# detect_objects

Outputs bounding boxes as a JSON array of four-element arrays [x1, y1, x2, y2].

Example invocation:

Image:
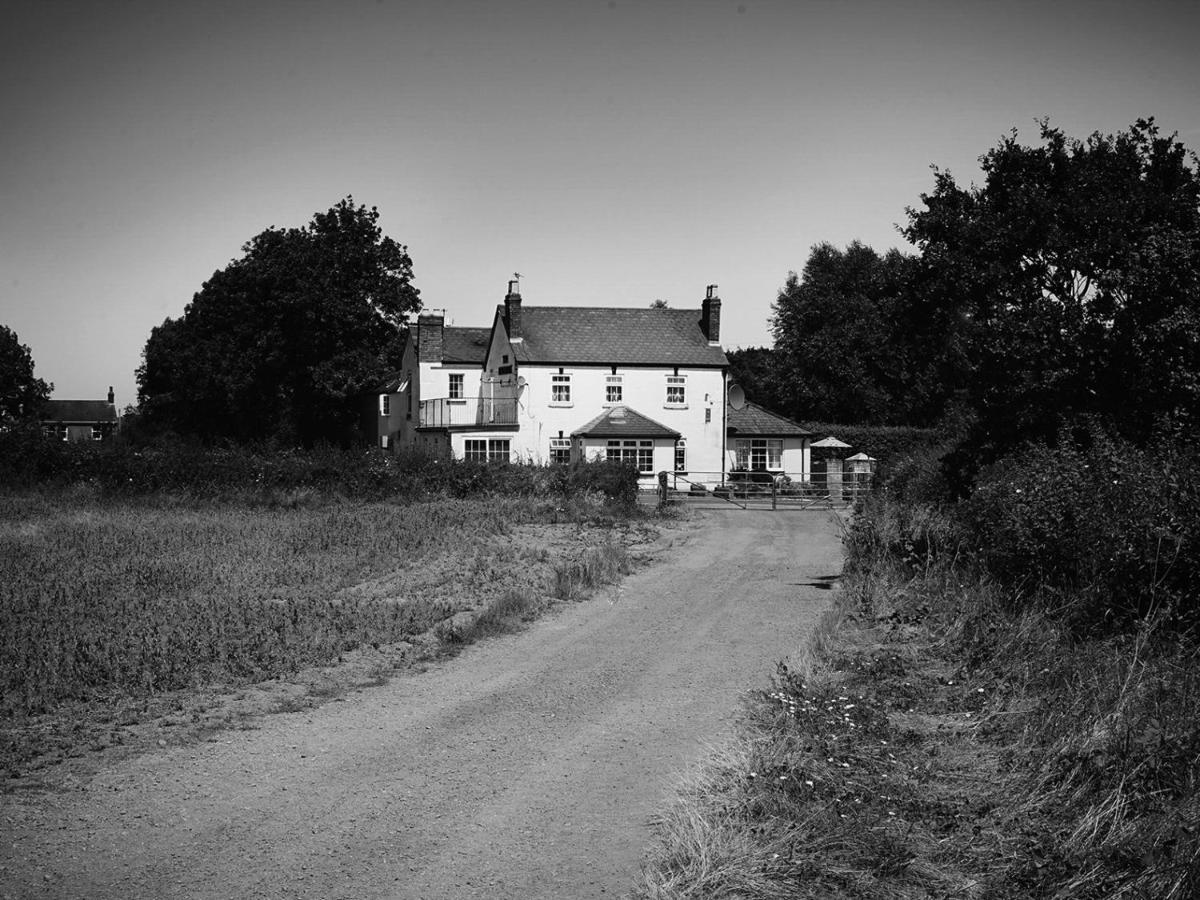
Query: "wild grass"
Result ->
[[0, 490, 629, 719], [636, 491, 1200, 899]]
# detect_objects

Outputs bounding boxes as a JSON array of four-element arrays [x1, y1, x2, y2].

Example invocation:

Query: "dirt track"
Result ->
[[1, 509, 844, 900]]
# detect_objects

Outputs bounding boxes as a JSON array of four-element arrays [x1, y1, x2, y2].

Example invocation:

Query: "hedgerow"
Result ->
[[0, 428, 640, 505]]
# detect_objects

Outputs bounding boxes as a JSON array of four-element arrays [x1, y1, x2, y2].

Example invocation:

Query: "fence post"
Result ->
[[658, 470, 669, 507], [771, 475, 778, 510]]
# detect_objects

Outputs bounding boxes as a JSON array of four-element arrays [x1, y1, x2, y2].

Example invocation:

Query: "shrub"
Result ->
[[800, 422, 944, 464], [965, 429, 1200, 633], [0, 432, 640, 505]]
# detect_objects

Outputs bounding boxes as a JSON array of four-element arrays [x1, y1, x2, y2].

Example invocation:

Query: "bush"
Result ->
[[0, 431, 641, 505], [965, 429, 1200, 632], [800, 422, 944, 464]]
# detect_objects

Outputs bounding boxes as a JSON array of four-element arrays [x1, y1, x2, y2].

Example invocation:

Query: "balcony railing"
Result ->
[[419, 397, 519, 429]]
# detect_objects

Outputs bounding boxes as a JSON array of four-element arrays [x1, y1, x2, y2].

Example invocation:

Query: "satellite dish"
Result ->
[[728, 383, 746, 410]]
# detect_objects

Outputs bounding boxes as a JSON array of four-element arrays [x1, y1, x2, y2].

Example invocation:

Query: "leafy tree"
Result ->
[[0, 325, 51, 425], [649, 299, 669, 309], [905, 118, 1200, 474], [769, 242, 934, 425], [137, 198, 420, 445], [726, 346, 785, 413]]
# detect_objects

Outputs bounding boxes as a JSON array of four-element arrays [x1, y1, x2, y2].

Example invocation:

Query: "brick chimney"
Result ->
[[417, 312, 445, 362], [107, 386, 115, 405], [701, 284, 721, 345], [504, 279, 522, 341]]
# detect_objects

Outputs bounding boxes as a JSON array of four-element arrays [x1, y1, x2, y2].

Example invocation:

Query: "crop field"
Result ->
[[1, 489, 638, 774]]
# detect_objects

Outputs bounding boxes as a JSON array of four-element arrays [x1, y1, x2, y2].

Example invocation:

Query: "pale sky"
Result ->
[[2, 0, 1198, 409]]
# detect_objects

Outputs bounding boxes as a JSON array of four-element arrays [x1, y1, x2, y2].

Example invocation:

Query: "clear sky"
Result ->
[[2, 0, 1198, 409]]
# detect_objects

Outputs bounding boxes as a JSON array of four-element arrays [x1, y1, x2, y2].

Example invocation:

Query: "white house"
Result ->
[[725, 402, 812, 479], [368, 318, 491, 452], [384, 280, 731, 485]]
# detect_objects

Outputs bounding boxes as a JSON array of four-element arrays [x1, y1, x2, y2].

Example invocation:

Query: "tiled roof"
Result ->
[[42, 400, 118, 424], [510, 307, 727, 367], [726, 402, 811, 437], [811, 436, 851, 448], [442, 327, 490, 364], [571, 406, 681, 439]]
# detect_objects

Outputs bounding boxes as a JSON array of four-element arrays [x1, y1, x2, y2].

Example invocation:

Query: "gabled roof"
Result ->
[[571, 406, 681, 439], [507, 307, 727, 367], [726, 402, 811, 437], [812, 436, 851, 448], [374, 372, 408, 393], [442, 327, 491, 365], [42, 400, 118, 424]]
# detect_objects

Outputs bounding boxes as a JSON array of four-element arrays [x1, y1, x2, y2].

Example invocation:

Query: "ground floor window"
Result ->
[[549, 438, 571, 465], [674, 438, 686, 472], [465, 438, 511, 462], [607, 439, 654, 473], [735, 438, 783, 471]]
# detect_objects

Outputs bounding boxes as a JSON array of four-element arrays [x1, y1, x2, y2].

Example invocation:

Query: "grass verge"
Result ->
[[634, 494, 1199, 899]]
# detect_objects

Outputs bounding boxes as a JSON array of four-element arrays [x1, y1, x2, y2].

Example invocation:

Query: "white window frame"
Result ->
[[735, 438, 784, 471], [549, 438, 571, 465], [465, 438, 510, 462], [448, 373, 464, 400], [379, 394, 390, 416], [91, 425, 104, 441], [550, 372, 572, 406], [674, 438, 686, 473], [606, 439, 654, 474], [665, 375, 687, 408], [604, 374, 623, 405]]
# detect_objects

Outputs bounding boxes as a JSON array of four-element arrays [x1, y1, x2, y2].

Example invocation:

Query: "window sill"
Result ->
[[447, 399, 466, 405], [664, 403, 688, 410], [549, 401, 574, 408]]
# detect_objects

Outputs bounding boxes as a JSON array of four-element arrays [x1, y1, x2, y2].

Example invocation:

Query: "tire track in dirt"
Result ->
[[1, 509, 844, 900]]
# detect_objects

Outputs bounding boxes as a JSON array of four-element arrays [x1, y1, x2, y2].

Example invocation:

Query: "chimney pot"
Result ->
[[107, 386, 115, 405]]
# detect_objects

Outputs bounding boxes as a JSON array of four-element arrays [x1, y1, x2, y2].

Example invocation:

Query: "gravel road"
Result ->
[[2, 508, 844, 900]]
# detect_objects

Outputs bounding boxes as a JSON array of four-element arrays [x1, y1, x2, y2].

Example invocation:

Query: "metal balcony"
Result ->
[[418, 397, 519, 429]]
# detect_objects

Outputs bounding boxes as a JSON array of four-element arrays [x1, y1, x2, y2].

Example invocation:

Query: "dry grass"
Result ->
[[635, 494, 1200, 899], [1, 489, 651, 779]]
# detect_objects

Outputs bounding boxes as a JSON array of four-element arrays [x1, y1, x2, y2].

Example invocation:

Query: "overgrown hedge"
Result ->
[[964, 430, 1200, 633], [800, 421, 944, 463], [0, 428, 640, 505]]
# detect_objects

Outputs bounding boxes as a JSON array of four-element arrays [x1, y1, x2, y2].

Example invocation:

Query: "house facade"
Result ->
[[365, 319, 491, 452], [41, 388, 119, 442], [725, 402, 812, 479], [384, 281, 731, 485]]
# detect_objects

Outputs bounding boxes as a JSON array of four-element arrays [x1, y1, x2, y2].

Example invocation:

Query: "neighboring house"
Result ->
[[725, 402, 811, 478], [41, 387, 119, 442], [394, 280, 730, 485]]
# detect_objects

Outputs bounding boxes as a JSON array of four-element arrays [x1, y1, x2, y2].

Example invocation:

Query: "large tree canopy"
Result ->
[[766, 241, 950, 425], [0, 325, 51, 425], [138, 199, 420, 445], [905, 119, 1200, 468]]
